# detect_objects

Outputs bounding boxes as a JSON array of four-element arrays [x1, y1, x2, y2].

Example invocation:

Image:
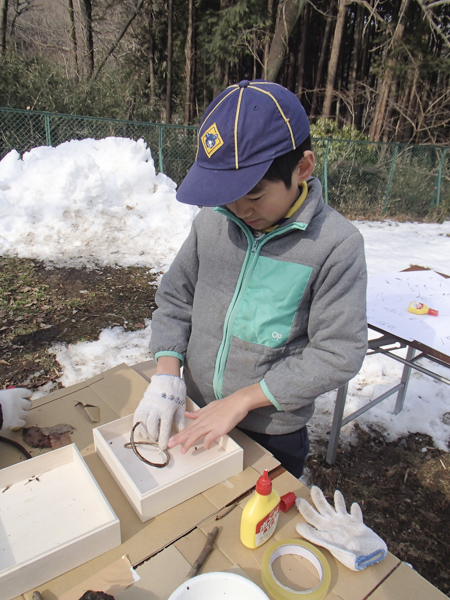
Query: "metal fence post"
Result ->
[[322, 139, 330, 205], [383, 143, 399, 215], [158, 125, 164, 173], [434, 148, 447, 208], [44, 114, 51, 146]]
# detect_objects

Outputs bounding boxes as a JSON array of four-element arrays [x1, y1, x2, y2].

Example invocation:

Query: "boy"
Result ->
[[134, 79, 367, 477]]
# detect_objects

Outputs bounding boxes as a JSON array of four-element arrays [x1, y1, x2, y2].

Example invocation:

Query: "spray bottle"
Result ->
[[240, 469, 281, 549]]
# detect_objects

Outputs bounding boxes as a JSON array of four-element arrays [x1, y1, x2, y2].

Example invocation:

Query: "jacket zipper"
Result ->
[[212, 209, 307, 399]]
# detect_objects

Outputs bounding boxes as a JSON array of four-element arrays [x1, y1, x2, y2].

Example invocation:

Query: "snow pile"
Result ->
[[0, 137, 198, 271]]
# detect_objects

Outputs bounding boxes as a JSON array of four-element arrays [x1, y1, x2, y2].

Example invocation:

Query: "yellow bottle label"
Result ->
[[240, 491, 281, 548], [254, 505, 280, 547]]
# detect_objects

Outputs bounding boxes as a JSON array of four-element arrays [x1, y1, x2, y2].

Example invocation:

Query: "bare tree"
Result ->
[[346, 2, 365, 124], [184, 0, 195, 124], [322, 0, 347, 118], [265, 0, 306, 82], [67, 0, 78, 78], [369, 0, 410, 141], [143, 3, 156, 110], [166, 0, 173, 122], [80, 0, 94, 78], [0, 0, 7, 55], [213, 0, 233, 97], [310, 5, 335, 118], [295, 1, 309, 98], [93, 0, 146, 80], [263, 0, 274, 78], [416, 0, 450, 50]]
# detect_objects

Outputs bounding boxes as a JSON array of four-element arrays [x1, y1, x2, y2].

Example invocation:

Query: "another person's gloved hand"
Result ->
[[133, 374, 186, 450], [0, 388, 33, 430], [296, 486, 387, 571]]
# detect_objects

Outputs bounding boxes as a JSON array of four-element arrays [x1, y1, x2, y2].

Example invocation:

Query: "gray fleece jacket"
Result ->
[[149, 176, 368, 435]]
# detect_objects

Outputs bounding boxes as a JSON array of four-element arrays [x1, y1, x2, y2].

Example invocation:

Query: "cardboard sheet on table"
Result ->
[[13, 361, 441, 600], [12, 362, 279, 599], [197, 470, 400, 600], [0, 363, 149, 470], [272, 473, 400, 600], [366, 561, 448, 600], [57, 555, 137, 600], [116, 529, 255, 600], [114, 543, 242, 600], [197, 508, 344, 600], [174, 527, 235, 574], [229, 428, 280, 473], [20, 443, 228, 600], [116, 545, 189, 599]]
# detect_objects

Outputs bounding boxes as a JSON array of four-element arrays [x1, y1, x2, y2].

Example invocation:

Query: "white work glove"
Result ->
[[0, 388, 33, 430], [296, 486, 387, 571], [133, 374, 186, 450]]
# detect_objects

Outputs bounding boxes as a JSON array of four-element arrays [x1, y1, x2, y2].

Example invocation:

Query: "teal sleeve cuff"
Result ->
[[260, 379, 283, 411], [154, 351, 185, 366]]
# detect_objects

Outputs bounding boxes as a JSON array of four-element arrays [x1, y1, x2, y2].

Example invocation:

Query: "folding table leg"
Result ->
[[394, 345, 416, 415], [326, 382, 349, 465]]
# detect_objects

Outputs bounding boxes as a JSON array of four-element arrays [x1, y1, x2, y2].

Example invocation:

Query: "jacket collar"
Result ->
[[214, 176, 324, 232]]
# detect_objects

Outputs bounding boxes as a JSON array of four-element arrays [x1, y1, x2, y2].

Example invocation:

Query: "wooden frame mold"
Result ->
[[93, 412, 244, 522], [0, 444, 121, 600]]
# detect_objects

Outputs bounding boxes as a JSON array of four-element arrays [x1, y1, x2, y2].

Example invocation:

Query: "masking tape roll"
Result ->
[[261, 539, 331, 600]]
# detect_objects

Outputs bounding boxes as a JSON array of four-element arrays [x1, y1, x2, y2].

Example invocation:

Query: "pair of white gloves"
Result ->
[[296, 486, 387, 571], [0, 388, 33, 430], [133, 374, 186, 450]]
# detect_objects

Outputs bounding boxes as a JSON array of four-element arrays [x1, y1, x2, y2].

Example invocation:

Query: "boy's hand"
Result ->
[[167, 383, 271, 453], [0, 388, 32, 430], [133, 374, 186, 450]]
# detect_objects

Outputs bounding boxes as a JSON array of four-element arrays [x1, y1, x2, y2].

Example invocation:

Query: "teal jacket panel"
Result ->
[[232, 256, 313, 348]]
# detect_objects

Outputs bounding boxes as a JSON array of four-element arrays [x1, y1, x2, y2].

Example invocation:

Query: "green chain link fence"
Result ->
[[313, 138, 450, 220], [0, 106, 198, 186], [1, 106, 449, 221]]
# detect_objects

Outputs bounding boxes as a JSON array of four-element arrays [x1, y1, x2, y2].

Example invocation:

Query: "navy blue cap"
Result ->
[[176, 80, 310, 207]]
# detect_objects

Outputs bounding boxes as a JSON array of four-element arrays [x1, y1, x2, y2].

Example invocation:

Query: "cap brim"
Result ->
[[176, 159, 273, 207]]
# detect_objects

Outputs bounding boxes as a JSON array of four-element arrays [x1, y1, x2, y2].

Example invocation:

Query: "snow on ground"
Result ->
[[1, 137, 449, 451]]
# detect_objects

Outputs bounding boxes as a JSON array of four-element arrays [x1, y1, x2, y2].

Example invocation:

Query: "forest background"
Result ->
[[1, 0, 450, 146]]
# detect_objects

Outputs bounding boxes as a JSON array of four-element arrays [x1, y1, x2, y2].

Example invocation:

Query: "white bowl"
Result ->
[[168, 572, 270, 600]]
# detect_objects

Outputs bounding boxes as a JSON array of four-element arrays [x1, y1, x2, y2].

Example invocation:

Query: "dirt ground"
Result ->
[[0, 257, 158, 390], [1, 257, 449, 597]]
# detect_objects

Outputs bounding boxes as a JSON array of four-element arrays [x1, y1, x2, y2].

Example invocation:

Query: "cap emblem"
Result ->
[[201, 123, 224, 158]]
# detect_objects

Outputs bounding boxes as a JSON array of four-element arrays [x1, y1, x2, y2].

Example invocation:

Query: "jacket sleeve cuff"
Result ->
[[154, 351, 185, 365], [260, 379, 283, 411]]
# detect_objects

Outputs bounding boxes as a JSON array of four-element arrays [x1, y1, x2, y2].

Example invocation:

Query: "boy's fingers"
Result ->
[[168, 420, 212, 452], [185, 411, 198, 420], [168, 426, 196, 448]]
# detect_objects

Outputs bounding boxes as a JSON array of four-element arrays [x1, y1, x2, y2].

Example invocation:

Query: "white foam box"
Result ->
[[0, 444, 121, 600], [93, 408, 244, 522]]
